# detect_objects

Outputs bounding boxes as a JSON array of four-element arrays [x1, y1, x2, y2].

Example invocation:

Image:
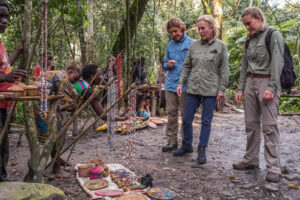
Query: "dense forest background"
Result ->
[[2, 0, 300, 113]]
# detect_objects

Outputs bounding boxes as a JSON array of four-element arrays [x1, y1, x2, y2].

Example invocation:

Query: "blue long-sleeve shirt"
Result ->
[[163, 32, 194, 92]]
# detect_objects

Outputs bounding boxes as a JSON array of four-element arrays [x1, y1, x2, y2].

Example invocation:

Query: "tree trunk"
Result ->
[[125, 0, 131, 91], [297, 28, 300, 86], [112, 0, 149, 56], [249, 0, 253, 7], [21, 0, 32, 76], [22, 1, 58, 182], [211, 0, 223, 39], [24, 101, 58, 182], [86, 0, 95, 63], [77, 0, 87, 65], [23, 101, 42, 182], [201, 0, 212, 15]]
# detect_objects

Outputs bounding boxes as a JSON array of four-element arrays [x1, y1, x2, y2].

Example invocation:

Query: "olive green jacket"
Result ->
[[238, 26, 285, 94], [178, 37, 229, 96]]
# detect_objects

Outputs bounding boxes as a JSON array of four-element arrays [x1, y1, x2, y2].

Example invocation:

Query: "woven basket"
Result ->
[[78, 164, 92, 177]]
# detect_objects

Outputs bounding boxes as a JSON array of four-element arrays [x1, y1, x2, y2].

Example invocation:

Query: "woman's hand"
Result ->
[[235, 92, 243, 103], [263, 90, 274, 101], [177, 86, 182, 97], [217, 93, 224, 101]]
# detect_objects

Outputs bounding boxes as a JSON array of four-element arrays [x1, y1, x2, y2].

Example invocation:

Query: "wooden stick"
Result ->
[[55, 86, 103, 139], [45, 86, 133, 170], [59, 86, 133, 156]]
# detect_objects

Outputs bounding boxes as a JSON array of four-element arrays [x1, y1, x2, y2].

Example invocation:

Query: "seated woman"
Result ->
[[35, 67, 81, 178], [82, 63, 128, 121], [35, 64, 127, 179]]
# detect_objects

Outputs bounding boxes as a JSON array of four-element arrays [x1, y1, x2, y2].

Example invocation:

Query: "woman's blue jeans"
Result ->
[[182, 94, 216, 147]]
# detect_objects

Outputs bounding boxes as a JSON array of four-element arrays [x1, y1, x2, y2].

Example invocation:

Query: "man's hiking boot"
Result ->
[[173, 142, 193, 157], [232, 161, 259, 170], [266, 171, 280, 182], [197, 146, 206, 164], [162, 142, 178, 152]]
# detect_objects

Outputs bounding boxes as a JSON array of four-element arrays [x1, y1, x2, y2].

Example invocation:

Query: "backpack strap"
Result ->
[[265, 28, 276, 58], [245, 28, 276, 53]]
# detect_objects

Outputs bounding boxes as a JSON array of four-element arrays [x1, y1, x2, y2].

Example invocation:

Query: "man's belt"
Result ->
[[247, 73, 270, 78]]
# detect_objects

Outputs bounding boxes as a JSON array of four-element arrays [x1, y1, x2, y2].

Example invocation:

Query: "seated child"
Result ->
[[139, 95, 151, 118]]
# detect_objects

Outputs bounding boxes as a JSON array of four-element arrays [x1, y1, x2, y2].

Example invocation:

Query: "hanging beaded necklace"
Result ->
[[126, 86, 137, 171], [40, 0, 48, 120], [107, 57, 117, 149]]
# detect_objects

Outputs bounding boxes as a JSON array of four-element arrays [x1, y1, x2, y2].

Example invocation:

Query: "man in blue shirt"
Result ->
[[162, 17, 194, 152]]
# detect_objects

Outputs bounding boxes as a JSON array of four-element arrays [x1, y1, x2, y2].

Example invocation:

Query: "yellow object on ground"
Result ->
[[96, 118, 150, 132]]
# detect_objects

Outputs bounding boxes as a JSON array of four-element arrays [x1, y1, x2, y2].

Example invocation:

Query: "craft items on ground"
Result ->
[[116, 191, 149, 200], [96, 117, 164, 133], [94, 189, 124, 197], [76, 163, 144, 199], [110, 169, 136, 189], [84, 179, 109, 190], [78, 164, 92, 178], [90, 165, 104, 179], [147, 187, 176, 200], [76, 162, 176, 199]]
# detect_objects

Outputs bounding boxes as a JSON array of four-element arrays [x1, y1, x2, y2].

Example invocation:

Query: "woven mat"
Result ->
[[75, 163, 140, 200]]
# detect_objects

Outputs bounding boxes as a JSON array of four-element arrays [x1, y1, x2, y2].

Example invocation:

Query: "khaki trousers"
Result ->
[[242, 77, 281, 175], [165, 91, 186, 143]]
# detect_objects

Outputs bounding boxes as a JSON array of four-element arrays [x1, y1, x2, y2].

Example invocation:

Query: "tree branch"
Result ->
[[283, 0, 300, 8], [61, 4, 75, 59], [224, 0, 241, 20], [265, 0, 282, 30]]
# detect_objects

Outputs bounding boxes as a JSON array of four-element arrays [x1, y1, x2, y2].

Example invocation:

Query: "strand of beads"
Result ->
[[126, 86, 137, 171], [40, 0, 48, 120]]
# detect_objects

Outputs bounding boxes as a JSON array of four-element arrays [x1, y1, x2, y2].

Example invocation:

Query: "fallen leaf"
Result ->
[[288, 183, 299, 190], [228, 175, 236, 179], [271, 192, 276, 198], [10, 162, 19, 167]]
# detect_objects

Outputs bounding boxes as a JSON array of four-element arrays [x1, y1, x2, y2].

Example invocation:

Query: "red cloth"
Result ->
[[0, 40, 10, 74], [0, 82, 13, 109], [33, 65, 42, 79], [0, 39, 13, 108], [116, 53, 123, 99]]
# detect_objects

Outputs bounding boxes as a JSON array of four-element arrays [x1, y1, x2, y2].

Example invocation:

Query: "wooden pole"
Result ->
[[59, 86, 133, 156], [45, 86, 133, 170]]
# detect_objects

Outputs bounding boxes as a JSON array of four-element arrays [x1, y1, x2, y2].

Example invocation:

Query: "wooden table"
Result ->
[[0, 95, 64, 102]]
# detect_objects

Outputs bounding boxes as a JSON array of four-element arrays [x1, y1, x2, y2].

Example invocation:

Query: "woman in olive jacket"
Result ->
[[233, 7, 284, 183], [173, 15, 229, 165]]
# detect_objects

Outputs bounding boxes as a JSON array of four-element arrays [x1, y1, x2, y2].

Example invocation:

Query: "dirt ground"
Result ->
[[6, 109, 300, 200]]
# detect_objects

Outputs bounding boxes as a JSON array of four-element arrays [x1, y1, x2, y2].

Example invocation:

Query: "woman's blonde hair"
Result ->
[[242, 7, 266, 25], [166, 17, 186, 32], [196, 15, 217, 36]]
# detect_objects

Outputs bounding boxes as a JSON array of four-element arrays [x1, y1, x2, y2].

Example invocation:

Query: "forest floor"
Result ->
[[6, 108, 300, 200]]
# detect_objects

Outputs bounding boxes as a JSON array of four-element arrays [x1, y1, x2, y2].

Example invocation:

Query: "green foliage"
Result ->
[[14, 101, 24, 125], [1, 0, 300, 113], [279, 97, 300, 113]]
